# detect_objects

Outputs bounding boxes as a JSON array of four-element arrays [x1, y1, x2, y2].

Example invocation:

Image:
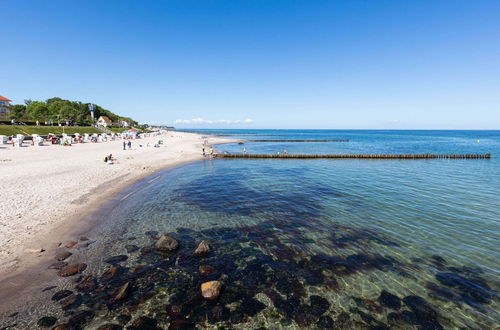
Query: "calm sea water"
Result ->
[[2, 130, 499, 329]]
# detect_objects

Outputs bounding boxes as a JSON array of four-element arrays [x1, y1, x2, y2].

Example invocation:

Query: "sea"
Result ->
[[1, 130, 499, 329]]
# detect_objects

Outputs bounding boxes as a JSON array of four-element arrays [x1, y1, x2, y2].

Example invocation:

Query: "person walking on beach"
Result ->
[[128, 140, 132, 149], [202, 147, 205, 156], [123, 141, 126, 150]]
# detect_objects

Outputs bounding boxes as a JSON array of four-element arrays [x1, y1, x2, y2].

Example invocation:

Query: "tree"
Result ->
[[27, 101, 49, 121], [7, 104, 27, 120], [59, 104, 79, 123], [46, 97, 63, 104], [9, 97, 136, 126]]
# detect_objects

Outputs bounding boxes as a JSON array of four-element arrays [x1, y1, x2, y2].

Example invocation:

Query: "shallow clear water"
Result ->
[[2, 130, 499, 329]]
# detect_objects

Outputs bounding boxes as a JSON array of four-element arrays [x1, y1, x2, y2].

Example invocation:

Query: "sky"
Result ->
[[1, 0, 500, 129]]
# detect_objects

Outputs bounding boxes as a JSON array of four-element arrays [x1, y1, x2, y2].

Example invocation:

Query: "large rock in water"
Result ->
[[155, 235, 179, 252], [55, 252, 72, 261], [57, 263, 87, 277], [194, 241, 210, 256], [201, 281, 222, 300]]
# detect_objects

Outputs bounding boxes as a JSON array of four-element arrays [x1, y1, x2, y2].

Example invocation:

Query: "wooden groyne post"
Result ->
[[214, 153, 491, 160]]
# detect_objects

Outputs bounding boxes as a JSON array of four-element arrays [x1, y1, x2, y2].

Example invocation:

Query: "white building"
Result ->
[[97, 115, 112, 127]]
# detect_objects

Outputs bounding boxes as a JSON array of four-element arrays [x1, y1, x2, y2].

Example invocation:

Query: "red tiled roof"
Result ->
[[99, 116, 112, 123], [0, 96, 12, 102]]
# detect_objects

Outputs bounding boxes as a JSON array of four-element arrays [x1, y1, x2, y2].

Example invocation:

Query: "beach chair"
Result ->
[[15, 134, 24, 147]]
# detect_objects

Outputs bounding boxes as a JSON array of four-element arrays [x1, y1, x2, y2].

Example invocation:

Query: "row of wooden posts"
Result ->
[[214, 153, 491, 159], [247, 139, 349, 142]]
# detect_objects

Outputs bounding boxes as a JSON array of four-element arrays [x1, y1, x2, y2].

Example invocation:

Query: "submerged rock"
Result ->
[[36, 316, 57, 327], [435, 272, 492, 305], [403, 295, 438, 319], [168, 319, 195, 329], [166, 304, 183, 318], [68, 310, 94, 325], [155, 235, 179, 252], [57, 263, 87, 277], [105, 255, 128, 264], [378, 290, 401, 310], [111, 282, 131, 302], [402, 295, 442, 329], [60, 294, 82, 310], [194, 241, 210, 256], [101, 266, 120, 280], [199, 265, 216, 276], [76, 275, 98, 292], [128, 316, 158, 329], [96, 324, 123, 330], [51, 290, 73, 301], [309, 295, 330, 316], [317, 315, 334, 328], [54, 252, 72, 261], [201, 281, 222, 300], [48, 261, 68, 270], [65, 241, 78, 248], [125, 245, 139, 253]]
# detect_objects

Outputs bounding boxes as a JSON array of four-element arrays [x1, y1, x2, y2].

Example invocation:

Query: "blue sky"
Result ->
[[1, 0, 499, 129]]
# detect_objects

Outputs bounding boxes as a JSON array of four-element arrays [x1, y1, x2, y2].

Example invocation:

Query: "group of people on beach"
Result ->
[[104, 154, 115, 164], [122, 141, 132, 150]]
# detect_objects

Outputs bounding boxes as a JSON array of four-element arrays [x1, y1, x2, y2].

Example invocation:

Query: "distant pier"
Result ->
[[248, 139, 349, 142], [214, 153, 491, 160]]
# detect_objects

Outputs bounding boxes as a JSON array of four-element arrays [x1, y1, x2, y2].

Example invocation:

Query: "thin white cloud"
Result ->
[[173, 117, 254, 125]]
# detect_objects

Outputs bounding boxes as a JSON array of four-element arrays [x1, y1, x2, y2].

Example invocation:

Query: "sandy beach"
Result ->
[[0, 131, 232, 276]]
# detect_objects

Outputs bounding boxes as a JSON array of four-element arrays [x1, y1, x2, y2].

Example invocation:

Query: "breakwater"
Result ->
[[215, 153, 491, 159], [248, 139, 349, 142]]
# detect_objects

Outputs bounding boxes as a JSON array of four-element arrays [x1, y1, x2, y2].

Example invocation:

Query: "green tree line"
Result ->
[[7, 97, 138, 126]]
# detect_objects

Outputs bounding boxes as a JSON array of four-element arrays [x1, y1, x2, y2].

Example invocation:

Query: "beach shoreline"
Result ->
[[0, 131, 235, 307]]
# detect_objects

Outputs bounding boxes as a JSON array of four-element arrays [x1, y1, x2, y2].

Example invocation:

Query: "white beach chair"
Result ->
[[15, 134, 24, 147]]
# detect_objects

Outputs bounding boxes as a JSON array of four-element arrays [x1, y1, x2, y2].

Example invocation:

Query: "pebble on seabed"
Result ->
[[194, 240, 210, 256], [201, 281, 222, 300], [155, 235, 179, 252]]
